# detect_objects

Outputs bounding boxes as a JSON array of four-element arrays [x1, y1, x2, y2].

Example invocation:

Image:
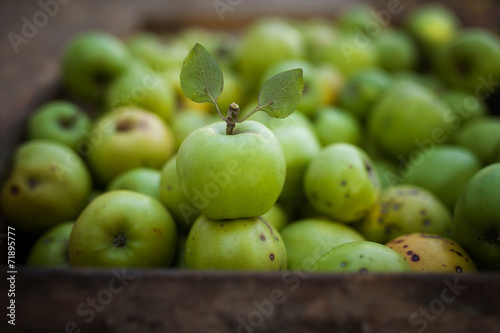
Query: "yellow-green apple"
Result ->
[[280, 218, 365, 270], [69, 190, 177, 267], [312, 241, 411, 273], [26, 221, 75, 267], [85, 107, 174, 185], [454, 163, 500, 270], [107, 167, 161, 200], [0, 140, 92, 233], [27, 100, 91, 151], [304, 143, 380, 223], [61, 32, 130, 103], [177, 121, 285, 220], [184, 214, 287, 271]]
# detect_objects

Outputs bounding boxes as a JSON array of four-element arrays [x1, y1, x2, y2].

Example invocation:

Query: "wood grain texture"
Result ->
[[1, 269, 499, 333]]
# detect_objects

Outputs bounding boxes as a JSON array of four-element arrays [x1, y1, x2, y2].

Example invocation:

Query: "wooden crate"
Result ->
[[1, 1, 500, 332]]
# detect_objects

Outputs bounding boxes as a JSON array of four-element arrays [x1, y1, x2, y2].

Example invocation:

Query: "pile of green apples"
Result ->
[[2, 3, 500, 273]]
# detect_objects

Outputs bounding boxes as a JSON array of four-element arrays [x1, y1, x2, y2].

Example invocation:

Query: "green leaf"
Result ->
[[257, 68, 304, 118], [180, 43, 223, 104]]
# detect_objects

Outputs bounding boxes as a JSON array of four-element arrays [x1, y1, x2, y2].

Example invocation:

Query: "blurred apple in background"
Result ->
[[85, 107, 175, 185], [27, 100, 91, 152], [61, 32, 130, 104], [1, 140, 92, 233]]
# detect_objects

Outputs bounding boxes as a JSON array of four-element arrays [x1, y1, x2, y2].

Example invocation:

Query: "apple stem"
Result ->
[[226, 102, 240, 135]]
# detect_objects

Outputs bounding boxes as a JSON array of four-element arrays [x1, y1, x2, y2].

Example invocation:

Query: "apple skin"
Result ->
[[26, 221, 75, 267], [311, 241, 411, 273], [236, 17, 305, 86], [86, 107, 175, 185], [184, 215, 287, 271], [356, 185, 453, 244], [69, 190, 177, 267], [27, 100, 91, 151], [454, 163, 500, 270], [314, 106, 362, 146], [317, 31, 377, 76], [0, 140, 92, 233], [177, 120, 285, 220], [61, 32, 130, 103], [386, 233, 477, 273], [171, 109, 218, 151], [105, 62, 176, 123], [304, 143, 380, 223], [264, 113, 321, 206], [405, 145, 481, 211], [298, 18, 339, 64], [107, 167, 161, 200], [339, 68, 393, 119], [280, 218, 365, 270], [374, 28, 418, 72], [261, 203, 288, 232], [456, 117, 500, 165], [159, 155, 200, 231], [405, 4, 460, 53], [368, 82, 451, 158], [435, 29, 500, 93]]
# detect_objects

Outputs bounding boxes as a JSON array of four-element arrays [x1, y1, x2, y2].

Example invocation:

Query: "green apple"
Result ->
[[317, 31, 377, 76], [456, 117, 500, 165], [177, 120, 285, 220], [184, 214, 287, 271], [368, 82, 451, 158], [316, 63, 344, 106], [236, 17, 305, 86], [265, 113, 321, 206], [374, 28, 418, 72], [405, 4, 460, 53], [126, 32, 189, 74], [339, 68, 393, 119], [61, 31, 130, 103], [0, 140, 92, 233], [27, 100, 91, 151], [261, 60, 321, 117], [386, 233, 477, 273], [356, 185, 453, 244], [337, 4, 381, 33], [435, 29, 500, 93], [405, 145, 481, 210], [69, 190, 177, 267], [441, 90, 487, 137], [372, 158, 401, 189], [312, 241, 411, 273], [85, 107, 175, 185], [107, 167, 161, 200], [261, 203, 288, 231], [304, 143, 380, 223], [159, 155, 200, 230], [454, 163, 500, 269], [26, 221, 75, 267], [313, 106, 362, 146], [105, 62, 176, 123], [280, 218, 365, 270], [391, 71, 444, 93], [171, 109, 218, 151], [298, 18, 339, 64]]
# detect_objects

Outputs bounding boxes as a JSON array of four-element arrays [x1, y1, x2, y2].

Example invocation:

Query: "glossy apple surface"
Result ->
[[177, 120, 285, 220]]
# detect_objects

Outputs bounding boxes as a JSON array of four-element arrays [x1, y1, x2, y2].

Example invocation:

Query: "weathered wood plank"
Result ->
[[1, 269, 499, 333]]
